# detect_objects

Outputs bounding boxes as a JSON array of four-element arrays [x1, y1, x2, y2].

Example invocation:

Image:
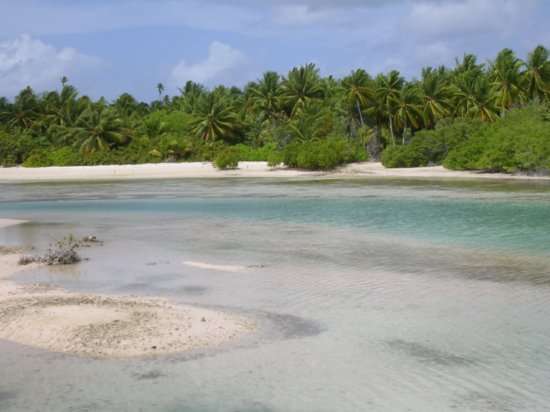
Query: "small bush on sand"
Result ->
[[18, 235, 102, 266], [214, 147, 240, 170]]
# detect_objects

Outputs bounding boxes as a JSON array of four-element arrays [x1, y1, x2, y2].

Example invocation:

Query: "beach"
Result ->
[[0, 219, 254, 359], [1, 161, 548, 182]]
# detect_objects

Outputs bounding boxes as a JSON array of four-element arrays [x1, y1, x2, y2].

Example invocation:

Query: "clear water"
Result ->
[[1, 178, 550, 412]]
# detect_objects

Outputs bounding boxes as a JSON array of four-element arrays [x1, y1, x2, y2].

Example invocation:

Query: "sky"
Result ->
[[1, 0, 549, 101]]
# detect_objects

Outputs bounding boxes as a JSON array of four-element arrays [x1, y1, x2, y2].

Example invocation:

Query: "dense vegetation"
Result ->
[[1, 46, 550, 171]]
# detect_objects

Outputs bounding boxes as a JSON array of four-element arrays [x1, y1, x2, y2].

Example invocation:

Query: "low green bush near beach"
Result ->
[[381, 106, 550, 174], [381, 119, 483, 168], [283, 137, 367, 170], [214, 147, 241, 169], [444, 106, 550, 173]]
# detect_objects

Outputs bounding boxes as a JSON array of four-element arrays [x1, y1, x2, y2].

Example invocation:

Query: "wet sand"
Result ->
[[0, 220, 254, 359]]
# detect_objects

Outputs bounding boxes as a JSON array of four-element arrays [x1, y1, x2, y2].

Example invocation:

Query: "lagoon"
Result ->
[[1, 177, 550, 411]]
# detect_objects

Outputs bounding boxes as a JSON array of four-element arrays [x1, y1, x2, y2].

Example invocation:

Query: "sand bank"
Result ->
[[0, 251, 254, 359], [0, 219, 28, 228], [1, 161, 548, 183], [183, 260, 248, 273]]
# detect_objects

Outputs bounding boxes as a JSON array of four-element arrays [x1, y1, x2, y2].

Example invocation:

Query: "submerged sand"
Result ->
[[1, 161, 548, 182], [0, 284, 253, 359], [0, 220, 254, 358]]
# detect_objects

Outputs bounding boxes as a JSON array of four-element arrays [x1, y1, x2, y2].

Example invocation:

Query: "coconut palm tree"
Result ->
[[287, 101, 333, 142], [1, 87, 40, 129], [453, 73, 498, 122], [190, 92, 241, 142], [393, 85, 423, 144], [248, 71, 283, 121], [490, 48, 525, 114], [281, 63, 324, 117], [64, 106, 130, 154], [375, 71, 404, 144], [523, 45, 550, 102], [177, 81, 206, 114], [454, 54, 484, 77], [157, 83, 165, 99], [341, 69, 373, 128], [419, 67, 452, 128]]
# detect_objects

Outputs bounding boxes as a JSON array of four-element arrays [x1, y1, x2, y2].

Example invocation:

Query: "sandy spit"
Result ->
[[183, 261, 248, 273], [1, 161, 549, 182], [0, 253, 254, 359], [0, 219, 28, 228]]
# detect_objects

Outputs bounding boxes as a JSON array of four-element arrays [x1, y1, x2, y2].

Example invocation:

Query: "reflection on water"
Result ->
[[1, 178, 550, 411]]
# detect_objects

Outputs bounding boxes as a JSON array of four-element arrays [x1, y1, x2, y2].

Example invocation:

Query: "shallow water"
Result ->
[[1, 178, 550, 411]]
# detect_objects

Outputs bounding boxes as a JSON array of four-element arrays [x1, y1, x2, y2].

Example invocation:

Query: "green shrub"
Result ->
[[233, 143, 280, 161], [382, 119, 482, 168], [283, 137, 366, 170], [214, 147, 240, 169], [444, 105, 550, 173], [0, 130, 46, 166], [22, 151, 51, 167], [267, 151, 284, 167]]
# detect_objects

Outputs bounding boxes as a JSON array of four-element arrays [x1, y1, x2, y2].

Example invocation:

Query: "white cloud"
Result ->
[[0, 34, 101, 97], [408, 0, 536, 39], [170, 42, 249, 87]]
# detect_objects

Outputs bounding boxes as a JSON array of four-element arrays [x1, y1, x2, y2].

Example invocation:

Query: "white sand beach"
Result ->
[[1, 161, 549, 182], [0, 220, 254, 359]]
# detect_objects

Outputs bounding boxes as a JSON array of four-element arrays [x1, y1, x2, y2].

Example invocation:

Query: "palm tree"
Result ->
[[281, 63, 324, 117], [523, 45, 550, 102], [454, 54, 484, 77], [1, 87, 40, 129], [113, 93, 139, 118], [419, 67, 452, 128], [490, 48, 525, 114], [341, 69, 373, 127], [453, 73, 498, 122], [157, 83, 165, 99], [190, 92, 241, 142], [177, 81, 206, 114], [44, 84, 80, 125], [375, 70, 404, 144], [393, 85, 423, 144], [287, 101, 333, 142], [64, 106, 130, 154], [248, 71, 283, 121]]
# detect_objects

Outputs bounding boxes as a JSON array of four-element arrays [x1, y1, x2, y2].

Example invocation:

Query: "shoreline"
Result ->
[[0, 220, 254, 359], [1, 161, 549, 183]]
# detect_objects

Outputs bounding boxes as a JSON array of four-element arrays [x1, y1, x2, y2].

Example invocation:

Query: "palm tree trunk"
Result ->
[[388, 116, 395, 145], [356, 100, 365, 127]]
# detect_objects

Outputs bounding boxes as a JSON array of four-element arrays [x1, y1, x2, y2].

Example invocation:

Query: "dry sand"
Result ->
[[0, 220, 254, 359], [2, 161, 548, 183]]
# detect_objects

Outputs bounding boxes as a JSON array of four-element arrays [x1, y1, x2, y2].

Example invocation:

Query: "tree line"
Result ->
[[1, 46, 550, 170]]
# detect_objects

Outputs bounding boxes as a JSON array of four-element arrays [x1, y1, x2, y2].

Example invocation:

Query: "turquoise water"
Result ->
[[1, 178, 550, 411]]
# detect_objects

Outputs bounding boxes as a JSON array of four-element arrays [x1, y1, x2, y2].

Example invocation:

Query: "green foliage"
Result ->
[[232, 143, 280, 161], [382, 118, 482, 168], [283, 137, 367, 170], [444, 105, 550, 173], [214, 147, 240, 170], [22, 147, 91, 167], [0, 129, 43, 166], [3, 46, 550, 173]]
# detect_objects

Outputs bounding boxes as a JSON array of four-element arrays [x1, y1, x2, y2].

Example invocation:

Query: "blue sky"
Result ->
[[1, 0, 549, 101]]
